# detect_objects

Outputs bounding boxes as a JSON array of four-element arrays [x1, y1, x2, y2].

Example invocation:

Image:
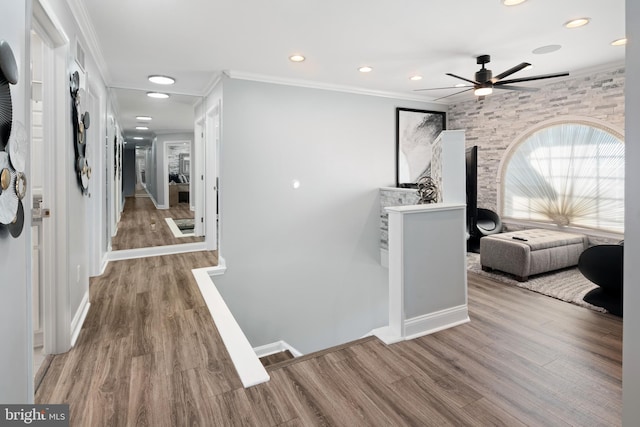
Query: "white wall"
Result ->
[[624, 1, 640, 424], [212, 78, 445, 353], [0, 0, 33, 403]]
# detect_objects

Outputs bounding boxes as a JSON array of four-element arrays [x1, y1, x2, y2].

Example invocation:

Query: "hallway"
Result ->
[[111, 197, 204, 251]]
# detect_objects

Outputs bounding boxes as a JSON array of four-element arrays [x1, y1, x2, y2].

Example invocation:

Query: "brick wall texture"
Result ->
[[447, 65, 625, 213]]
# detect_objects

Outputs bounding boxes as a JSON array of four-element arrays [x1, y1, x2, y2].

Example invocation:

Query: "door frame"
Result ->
[[32, 0, 72, 356]]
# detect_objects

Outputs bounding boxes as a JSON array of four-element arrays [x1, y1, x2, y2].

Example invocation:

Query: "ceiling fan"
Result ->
[[415, 55, 569, 100]]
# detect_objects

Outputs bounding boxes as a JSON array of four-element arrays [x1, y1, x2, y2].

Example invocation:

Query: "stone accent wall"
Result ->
[[448, 65, 625, 213], [379, 188, 418, 250]]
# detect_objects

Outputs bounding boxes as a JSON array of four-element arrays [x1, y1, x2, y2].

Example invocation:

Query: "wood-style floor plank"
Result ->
[[36, 253, 622, 426], [111, 196, 204, 250]]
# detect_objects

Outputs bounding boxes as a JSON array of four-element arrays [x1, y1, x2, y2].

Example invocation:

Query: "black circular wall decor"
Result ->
[[0, 40, 24, 238], [70, 70, 91, 195]]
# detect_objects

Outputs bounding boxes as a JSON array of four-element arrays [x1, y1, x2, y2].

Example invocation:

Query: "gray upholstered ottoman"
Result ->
[[480, 229, 588, 281]]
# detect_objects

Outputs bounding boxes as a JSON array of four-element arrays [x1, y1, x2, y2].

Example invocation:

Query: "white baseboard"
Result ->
[[253, 340, 303, 359], [70, 291, 91, 347], [207, 256, 227, 276], [107, 242, 208, 261], [372, 305, 469, 344], [404, 305, 470, 340]]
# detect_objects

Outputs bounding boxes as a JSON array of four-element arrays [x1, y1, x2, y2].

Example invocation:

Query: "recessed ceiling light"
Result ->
[[289, 54, 305, 62], [532, 44, 562, 55], [358, 66, 373, 73], [454, 83, 467, 88], [136, 116, 152, 121], [133, 137, 143, 140], [148, 75, 175, 85], [564, 18, 590, 29], [611, 37, 627, 46], [147, 92, 169, 99], [502, 0, 527, 6], [135, 126, 149, 130], [410, 75, 423, 81]]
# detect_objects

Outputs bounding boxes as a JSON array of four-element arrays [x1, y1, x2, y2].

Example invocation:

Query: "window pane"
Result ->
[[503, 123, 624, 233]]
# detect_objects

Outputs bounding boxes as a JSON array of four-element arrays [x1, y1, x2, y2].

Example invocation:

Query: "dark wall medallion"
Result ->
[[0, 39, 25, 238], [70, 70, 91, 195]]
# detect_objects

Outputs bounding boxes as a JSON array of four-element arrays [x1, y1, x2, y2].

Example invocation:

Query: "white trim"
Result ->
[[371, 326, 405, 345], [404, 305, 470, 340], [64, 0, 110, 84], [253, 341, 304, 359], [70, 291, 90, 347], [164, 217, 195, 238], [34, 0, 69, 47], [385, 202, 466, 214], [225, 70, 445, 104], [107, 242, 208, 261], [192, 268, 270, 388], [208, 257, 227, 276], [372, 305, 469, 344], [147, 190, 167, 210]]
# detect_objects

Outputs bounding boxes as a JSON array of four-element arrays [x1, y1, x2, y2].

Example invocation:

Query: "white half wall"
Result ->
[[212, 77, 446, 354]]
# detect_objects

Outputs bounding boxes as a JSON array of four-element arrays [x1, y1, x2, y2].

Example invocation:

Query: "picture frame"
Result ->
[[395, 107, 446, 188]]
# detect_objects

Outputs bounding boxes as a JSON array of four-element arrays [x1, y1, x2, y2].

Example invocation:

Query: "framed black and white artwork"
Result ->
[[395, 108, 446, 187]]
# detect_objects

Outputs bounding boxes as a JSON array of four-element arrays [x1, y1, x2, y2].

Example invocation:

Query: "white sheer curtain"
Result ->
[[504, 123, 624, 233]]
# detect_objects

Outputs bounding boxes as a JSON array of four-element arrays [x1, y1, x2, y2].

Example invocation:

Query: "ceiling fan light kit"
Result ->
[[502, 0, 527, 6], [415, 54, 569, 101]]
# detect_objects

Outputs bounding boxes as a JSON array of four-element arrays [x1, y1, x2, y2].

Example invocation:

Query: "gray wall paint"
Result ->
[[448, 66, 625, 213], [624, 1, 640, 424], [213, 78, 445, 353], [0, 0, 31, 403]]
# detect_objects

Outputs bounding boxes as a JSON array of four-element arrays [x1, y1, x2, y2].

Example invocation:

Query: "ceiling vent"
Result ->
[[75, 38, 85, 71]]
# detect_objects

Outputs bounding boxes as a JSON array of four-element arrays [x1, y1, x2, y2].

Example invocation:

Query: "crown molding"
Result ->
[[224, 70, 444, 104], [65, 0, 111, 85]]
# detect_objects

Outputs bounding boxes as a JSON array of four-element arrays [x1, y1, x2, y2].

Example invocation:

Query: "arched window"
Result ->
[[501, 121, 624, 233]]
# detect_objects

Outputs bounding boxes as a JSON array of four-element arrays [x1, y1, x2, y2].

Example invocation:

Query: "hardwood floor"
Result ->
[[111, 196, 205, 251], [36, 255, 622, 426]]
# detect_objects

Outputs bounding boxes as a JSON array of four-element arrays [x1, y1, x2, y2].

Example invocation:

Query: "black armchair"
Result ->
[[578, 242, 623, 316], [476, 208, 503, 236]]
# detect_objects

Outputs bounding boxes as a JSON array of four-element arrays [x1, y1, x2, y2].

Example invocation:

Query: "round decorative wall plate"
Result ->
[[7, 120, 26, 172], [0, 40, 19, 84], [0, 151, 18, 225], [8, 199, 23, 238], [0, 75, 11, 150], [0, 39, 24, 238]]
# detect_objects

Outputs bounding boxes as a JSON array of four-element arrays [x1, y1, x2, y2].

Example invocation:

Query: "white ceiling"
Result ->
[[80, 0, 625, 136]]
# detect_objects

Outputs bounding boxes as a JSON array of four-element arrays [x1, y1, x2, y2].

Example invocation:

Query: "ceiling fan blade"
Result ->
[[497, 71, 570, 85], [433, 88, 473, 101], [491, 62, 531, 83], [413, 85, 472, 92], [493, 85, 539, 92], [446, 73, 480, 85]]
